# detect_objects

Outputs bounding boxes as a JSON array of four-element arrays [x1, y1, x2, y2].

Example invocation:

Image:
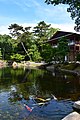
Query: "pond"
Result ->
[[0, 67, 80, 120]]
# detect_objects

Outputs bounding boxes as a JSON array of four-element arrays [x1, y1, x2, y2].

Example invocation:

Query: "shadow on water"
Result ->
[[0, 67, 80, 119]]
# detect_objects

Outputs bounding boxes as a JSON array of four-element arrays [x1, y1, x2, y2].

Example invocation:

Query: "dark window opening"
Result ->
[[76, 46, 79, 51]]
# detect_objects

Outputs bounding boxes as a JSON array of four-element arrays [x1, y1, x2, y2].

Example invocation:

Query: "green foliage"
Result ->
[[0, 49, 2, 59], [50, 37, 69, 63], [57, 37, 69, 63], [8, 24, 32, 61], [47, 27, 59, 39], [76, 53, 80, 61], [11, 53, 25, 62], [33, 21, 58, 63], [41, 43, 53, 63], [61, 63, 79, 70], [33, 21, 58, 44], [51, 47, 58, 62], [28, 44, 42, 62], [45, 0, 80, 31], [33, 21, 51, 48], [33, 21, 50, 38], [0, 21, 58, 63], [0, 34, 13, 60]]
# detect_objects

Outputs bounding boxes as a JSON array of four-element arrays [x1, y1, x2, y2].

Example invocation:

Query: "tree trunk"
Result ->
[[21, 42, 31, 61]]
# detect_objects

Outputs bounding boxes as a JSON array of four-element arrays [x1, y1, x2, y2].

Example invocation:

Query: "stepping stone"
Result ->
[[62, 112, 80, 120], [73, 101, 80, 110]]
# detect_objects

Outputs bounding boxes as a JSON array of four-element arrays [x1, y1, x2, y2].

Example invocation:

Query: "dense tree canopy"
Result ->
[[45, 0, 80, 31], [57, 37, 69, 63], [33, 21, 58, 62], [7, 21, 58, 62], [8, 24, 32, 61], [0, 34, 13, 60], [0, 21, 59, 63], [0, 21, 75, 63]]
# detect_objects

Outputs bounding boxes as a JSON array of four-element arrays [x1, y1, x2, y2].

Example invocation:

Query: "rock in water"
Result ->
[[62, 112, 80, 120], [73, 101, 80, 110]]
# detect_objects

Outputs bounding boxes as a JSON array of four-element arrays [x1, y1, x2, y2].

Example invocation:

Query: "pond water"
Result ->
[[0, 67, 80, 120]]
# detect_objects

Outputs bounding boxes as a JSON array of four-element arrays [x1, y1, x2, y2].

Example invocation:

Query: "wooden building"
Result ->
[[47, 31, 80, 61]]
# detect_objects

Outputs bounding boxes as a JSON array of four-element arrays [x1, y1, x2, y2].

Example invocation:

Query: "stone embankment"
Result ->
[[58, 68, 80, 76], [0, 60, 7, 68], [12, 61, 47, 68], [46, 63, 80, 76]]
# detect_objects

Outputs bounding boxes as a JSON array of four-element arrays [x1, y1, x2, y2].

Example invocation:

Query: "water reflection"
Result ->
[[0, 67, 80, 119], [0, 67, 80, 100]]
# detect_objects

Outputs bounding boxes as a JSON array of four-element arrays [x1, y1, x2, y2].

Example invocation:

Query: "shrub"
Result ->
[[11, 53, 25, 62]]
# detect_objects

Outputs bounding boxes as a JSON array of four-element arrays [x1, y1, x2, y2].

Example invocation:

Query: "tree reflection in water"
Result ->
[[0, 67, 80, 119]]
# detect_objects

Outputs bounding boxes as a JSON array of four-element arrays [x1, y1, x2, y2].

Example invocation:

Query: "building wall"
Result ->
[[48, 32, 80, 62], [68, 51, 76, 61], [68, 39, 80, 61]]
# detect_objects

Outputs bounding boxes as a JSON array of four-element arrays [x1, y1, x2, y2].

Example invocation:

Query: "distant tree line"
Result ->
[[0, 21, 58, 63], [0, 21, 80, 63]]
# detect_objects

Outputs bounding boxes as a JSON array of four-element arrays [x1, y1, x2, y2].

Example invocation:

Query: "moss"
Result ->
[[61, 63, 80, 70], [75, 66, 80, 71]]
